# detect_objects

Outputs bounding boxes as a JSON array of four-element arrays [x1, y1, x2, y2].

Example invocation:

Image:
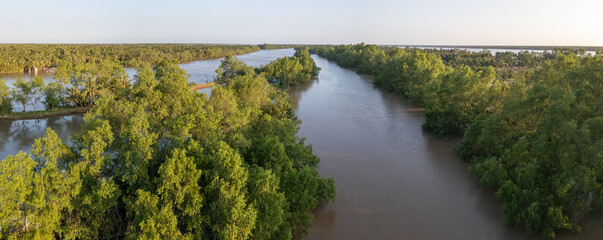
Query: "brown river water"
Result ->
[[1, 49, 601, 239], [299, 56, 603, 239]]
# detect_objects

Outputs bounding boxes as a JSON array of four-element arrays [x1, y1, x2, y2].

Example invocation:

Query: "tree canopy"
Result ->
[[0, 60, 334, 239], [258, 48, 319, 88], [0, 44, 260, 74]]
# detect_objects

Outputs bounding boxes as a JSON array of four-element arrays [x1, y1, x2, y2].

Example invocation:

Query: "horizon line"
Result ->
[[0, 43, 601, 50]]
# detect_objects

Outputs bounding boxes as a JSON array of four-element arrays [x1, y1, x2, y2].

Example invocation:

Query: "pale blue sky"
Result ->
[[1, 0, 602, 45]]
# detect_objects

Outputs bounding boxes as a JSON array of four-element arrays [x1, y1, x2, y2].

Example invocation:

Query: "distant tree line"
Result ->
[[258, 44, 310, 50], [423, 47, 588, 69], [0, 44, 260, 73], [310, 43, 603, 237], [0, 59, 334, 239]]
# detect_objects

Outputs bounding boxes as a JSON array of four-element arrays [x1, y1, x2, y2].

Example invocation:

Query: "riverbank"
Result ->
[[0, 106, 91, 120], [189, 81, 217, 91]]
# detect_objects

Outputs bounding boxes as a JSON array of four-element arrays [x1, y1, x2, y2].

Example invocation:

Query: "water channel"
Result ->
[[300, 55, 602, 239]]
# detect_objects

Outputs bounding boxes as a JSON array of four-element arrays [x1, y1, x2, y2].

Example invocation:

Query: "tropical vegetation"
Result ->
[[0, 59, 334, 239]]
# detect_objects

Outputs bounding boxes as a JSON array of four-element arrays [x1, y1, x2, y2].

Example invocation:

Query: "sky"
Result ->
[[1, 0, 602, 46]]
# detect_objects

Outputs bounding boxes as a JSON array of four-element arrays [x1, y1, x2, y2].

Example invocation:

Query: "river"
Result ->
[[298, 55, 602, 239], [1, 49, 601, 239]]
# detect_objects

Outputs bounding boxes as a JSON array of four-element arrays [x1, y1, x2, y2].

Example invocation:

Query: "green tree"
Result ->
[[204, 142, 257, 240], [12, 78, 33, 112], [0, 152, 36, 239], [216, 56, 255, 82], [0, 79, 11, 114], [31, 76, 45, 111], [247, 167, 289, 239], [156, 148, 205, 236], [126, 190, 185, 240], [260, 49, 319, 87], [460, 53, 603, 237], [0, 44, 260, 74], [0, 59, 335, 240], [24, 128, 73, 239], [43, 81, 62, 109], [422, 66, 496, 136]]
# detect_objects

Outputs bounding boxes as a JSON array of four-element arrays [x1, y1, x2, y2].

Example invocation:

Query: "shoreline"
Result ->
[[189, 81, 217, 91], [0, 106, 91, 120]]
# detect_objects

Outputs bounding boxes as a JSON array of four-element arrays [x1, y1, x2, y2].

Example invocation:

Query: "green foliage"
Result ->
[[260, 49, 319, 87], [0, 59, 334, 239], [204, 142, 257, 240], [216, 56, 256, 82], [31, 76, 45, 111], [423, 66, 497, 136], [259, 44, 307, 50], [64, 60, 131, 107], [0, 79, 11, 114], [0, 44, 260, 74], [0, 96, 11, 114], [0, 129, 73, 239], [0, 79, 9, 106], [0, 151, 36, 239], [247, 167, 288, 239], [377, 50, 449, 105], [127, 189, 184, 240], [459, 54, 603, 237], [43, 81, 62, 110], [11, 78, 33, 112]]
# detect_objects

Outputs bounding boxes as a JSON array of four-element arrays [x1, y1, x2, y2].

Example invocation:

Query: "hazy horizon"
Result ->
[[1, 0, 602, 46]]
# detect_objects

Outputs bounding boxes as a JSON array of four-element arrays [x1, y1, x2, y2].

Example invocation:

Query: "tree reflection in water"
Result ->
[[0, 114, 83, 159]]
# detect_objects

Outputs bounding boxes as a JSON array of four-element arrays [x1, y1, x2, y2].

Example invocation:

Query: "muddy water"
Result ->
[[298, 56, 601, 239]]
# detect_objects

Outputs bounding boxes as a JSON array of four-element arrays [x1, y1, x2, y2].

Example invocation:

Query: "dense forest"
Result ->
[[0, 52, 334, 239], [211, 48, 318, 89], [258, 48, 319, 87], [0, 44, 260, 73], [310, 43, 603, 237], [258, 44, 310, 50]]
